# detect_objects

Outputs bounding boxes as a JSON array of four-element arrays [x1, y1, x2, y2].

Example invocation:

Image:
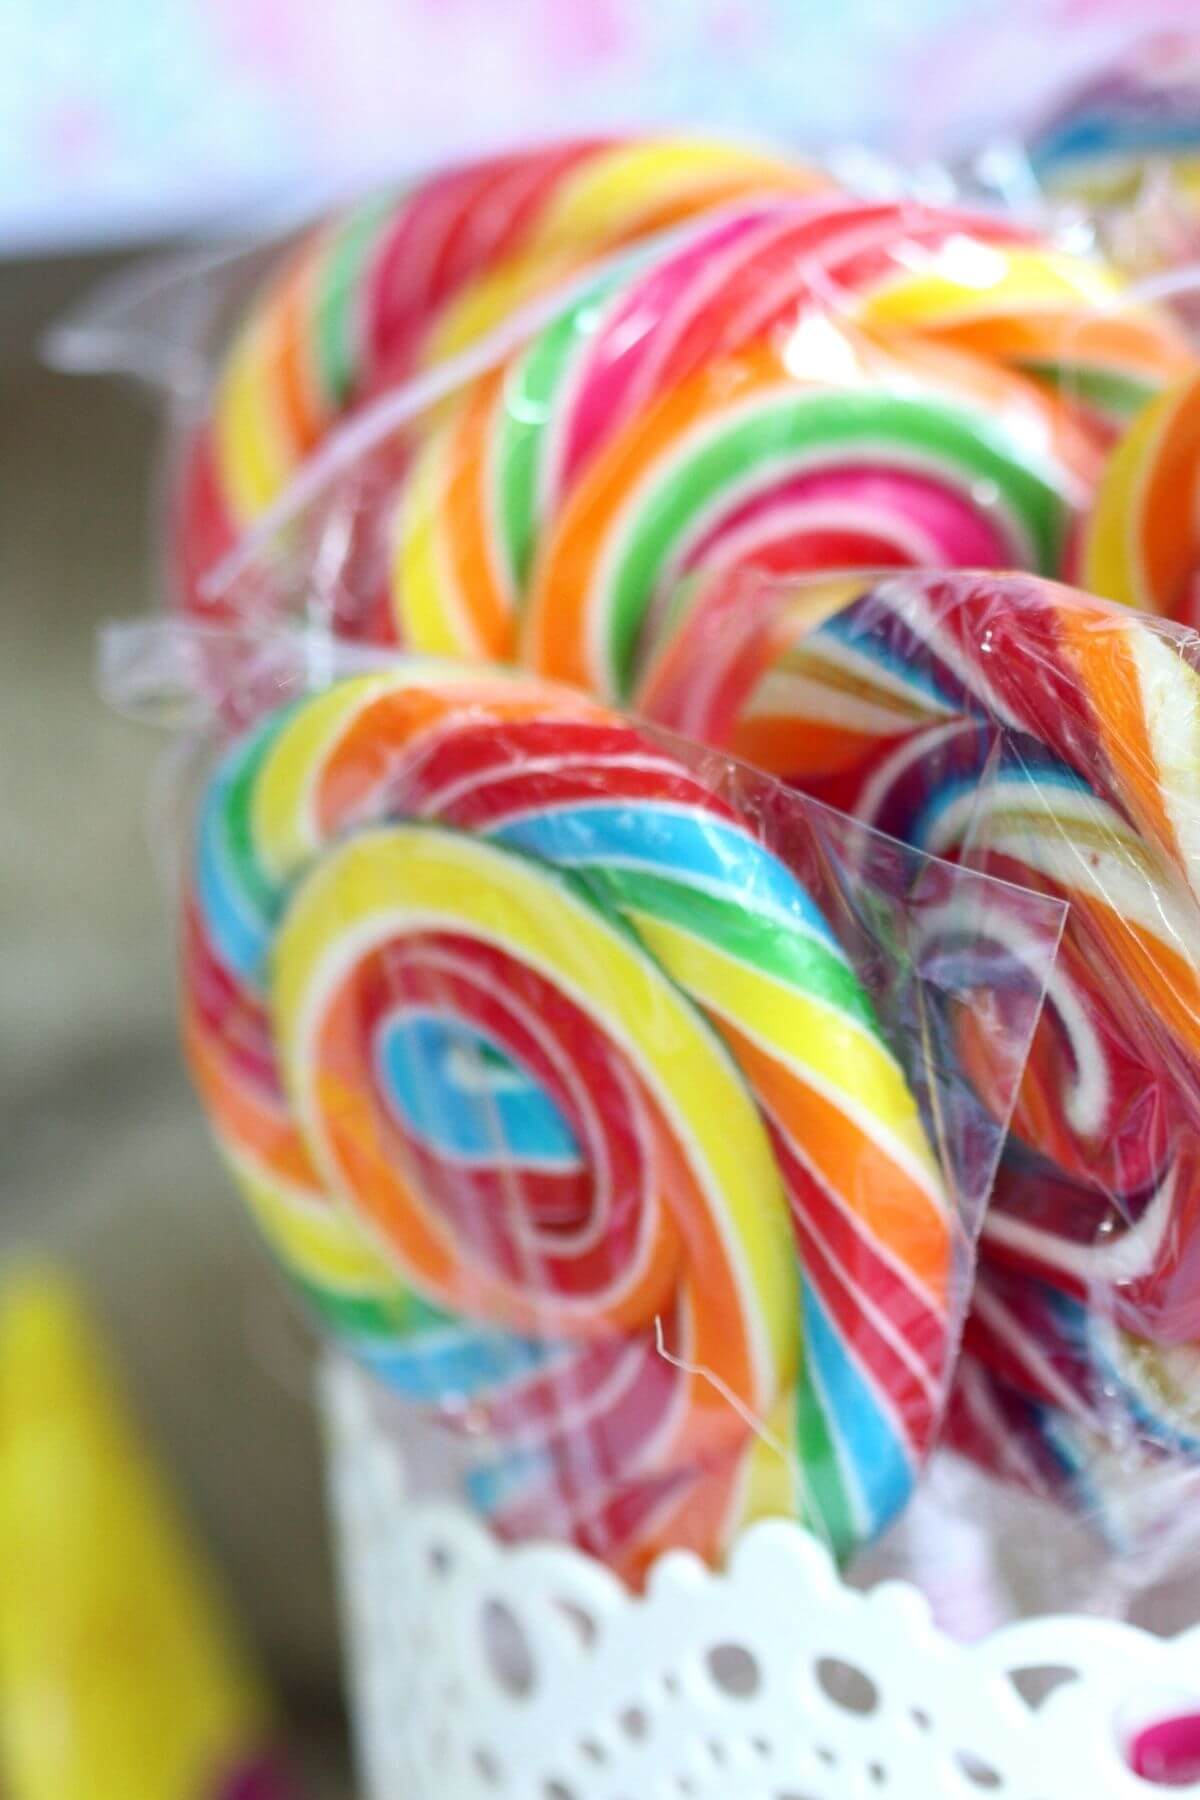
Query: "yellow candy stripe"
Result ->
[[531, 138, 817, 246], [863, 246, 1123, 331], [272, 824, 799, 1395], [228, 1148, 399, 1296], [1082, 373, 1200, 619], [635, 913, 943, 1201], [213, 312, 296, 525], [254, 675, 401, 876]]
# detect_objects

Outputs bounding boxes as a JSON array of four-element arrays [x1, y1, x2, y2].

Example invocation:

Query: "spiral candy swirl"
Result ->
[[175, 136, 825, 620], [391, 188, 1191, 682], [178, 154, 1191, 656], [183, 664, 949, 1573]]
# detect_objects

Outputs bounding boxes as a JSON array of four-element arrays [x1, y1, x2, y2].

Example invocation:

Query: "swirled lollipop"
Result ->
[[1081, 368, 1200, 625], [639, 567, 1200, 1499], [950, 1264, 1200, 1544], [183, 664, 949, 1575], [391, 189, 1189, 679], [176, 135, 826, 621], [181, 164, 1192, 657]]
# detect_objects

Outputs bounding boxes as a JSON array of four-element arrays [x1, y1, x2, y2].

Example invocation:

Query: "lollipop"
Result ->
[[389, 188, 1189, 678], [1028, 32, 1200, 275], [177, 135, 827, 621], [639, 567, 1200, 1498], [183, 162, 1192, 658], [182, 663, 949, 1576], [1080, 368, 1200, 625], [950, 1266, 1200, 1545]]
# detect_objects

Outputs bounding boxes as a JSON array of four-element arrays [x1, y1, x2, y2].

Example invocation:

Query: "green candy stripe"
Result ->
[[794, 1367, 856, 1556], [585, 865, 882, 1035], [1020, 358, 1160, 425], [495, 275, 623, 593], [216, 706, 297, 926], [295, 1270, 453, 1342], [603, 390, 1074, 697], [313, 196, 395, 408]]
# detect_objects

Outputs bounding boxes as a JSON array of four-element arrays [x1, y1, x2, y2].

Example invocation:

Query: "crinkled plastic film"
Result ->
[[636, 562, 1200, 1602], [49, 136, 837, 623], [181, 179, 1196, 674], [184, 171, 1200, 722], [45, 231, 302, 617], [106, 623, 1061, 1587], [53, 137, 1197, 668]]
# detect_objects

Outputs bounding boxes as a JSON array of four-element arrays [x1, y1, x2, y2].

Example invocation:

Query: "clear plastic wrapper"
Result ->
[[70, 131, 1200, 1612], [52, 135, 1193, 665], [47, 135, 833, 623], [636, 563, 1200, 1600], [105, 626, 1061, 1587]]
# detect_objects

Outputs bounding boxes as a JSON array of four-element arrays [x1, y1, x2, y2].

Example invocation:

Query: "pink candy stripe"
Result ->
[[680, 464, 1017, 573]]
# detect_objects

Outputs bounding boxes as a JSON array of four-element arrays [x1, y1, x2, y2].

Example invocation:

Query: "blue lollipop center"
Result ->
[[377, 1011, 583, 1169]]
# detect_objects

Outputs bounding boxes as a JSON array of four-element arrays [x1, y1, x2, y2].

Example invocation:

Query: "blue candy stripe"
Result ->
[[814, 608, 968, 718], [377, 1011, 583, 1168], [195, 708, 296, 984], [1053, 1290, 1200, 1459], [907, 757, 1096, 851], [355, 1321, 564, 1401], [801, 1282, 914, 1543], [196, 772, 270, 983], [467, 1443, 558, 1517], [491, 801, 843, 951]]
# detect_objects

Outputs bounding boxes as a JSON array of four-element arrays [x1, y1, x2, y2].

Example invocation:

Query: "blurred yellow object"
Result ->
[[0, 1267, 277, 1800]]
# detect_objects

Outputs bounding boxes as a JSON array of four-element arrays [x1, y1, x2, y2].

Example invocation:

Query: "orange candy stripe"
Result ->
[[718, 1020, 948, 1307], [526, 348, 784, 686], [443, 370, 521, 658], [1062, 610, 1184, 865], [1134, 376, 1200, 614], [183, 1004, 321, 1195]]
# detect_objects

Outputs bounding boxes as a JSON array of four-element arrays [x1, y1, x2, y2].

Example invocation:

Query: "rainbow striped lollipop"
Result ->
[[175, 136, 826, 623], [183, 663, 950, 1576], [1081, 368, 1200, 625], [388, 189, 1189, 682], [179, 163, 1191, 663], [639, 566, 1200, 1516], [1028, 31, 1200, 278]]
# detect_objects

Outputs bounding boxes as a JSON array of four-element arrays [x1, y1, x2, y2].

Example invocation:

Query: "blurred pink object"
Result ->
[[10, 0, 1200, 255], [1128, 1712, 1200, 1784]]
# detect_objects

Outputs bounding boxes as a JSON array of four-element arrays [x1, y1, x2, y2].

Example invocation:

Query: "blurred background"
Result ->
[[3, 0, 1199, 1793]]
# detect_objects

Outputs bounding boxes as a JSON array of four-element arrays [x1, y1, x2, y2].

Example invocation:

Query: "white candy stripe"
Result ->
[[970, 1282, 1091, 1421], [775, 1119, 945, 1402], [984, 1160, 1179, 1286]]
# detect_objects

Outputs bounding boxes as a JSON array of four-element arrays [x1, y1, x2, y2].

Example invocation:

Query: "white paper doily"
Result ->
[[322, 1359, 1200, 1800]]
